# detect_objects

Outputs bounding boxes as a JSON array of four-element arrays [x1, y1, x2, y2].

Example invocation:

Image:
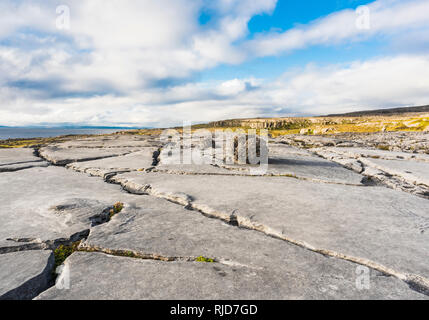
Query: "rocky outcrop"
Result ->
[[1, 131, 428, 300]]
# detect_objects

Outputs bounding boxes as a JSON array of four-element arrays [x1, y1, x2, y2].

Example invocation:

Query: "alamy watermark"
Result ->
[[56, 5, 70, 30], [356, 5, 371, 30], [159, 124, 269, 175], [355, 266, 371, 290], [55, 263, 70, 290]]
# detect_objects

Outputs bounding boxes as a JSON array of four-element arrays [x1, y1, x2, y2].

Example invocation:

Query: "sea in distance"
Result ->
[[0, 127, 138, 140]]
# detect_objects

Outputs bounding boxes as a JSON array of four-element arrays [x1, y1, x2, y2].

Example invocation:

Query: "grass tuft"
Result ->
[[109, 202, 124, 219], [195, 256, 215, 263], [53, 241, 81, 269]]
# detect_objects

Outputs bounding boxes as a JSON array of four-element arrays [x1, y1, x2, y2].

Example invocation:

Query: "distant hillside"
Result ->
[[326, 105, 429, 117], [199, 105, 429, 134]]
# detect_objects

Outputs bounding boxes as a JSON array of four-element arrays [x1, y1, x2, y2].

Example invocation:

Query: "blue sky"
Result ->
[[0, 0, 428, 127]]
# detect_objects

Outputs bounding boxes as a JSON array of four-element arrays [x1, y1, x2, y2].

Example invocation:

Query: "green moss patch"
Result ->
[[53, 241, 81, 269], [195, 256, 215, 263]]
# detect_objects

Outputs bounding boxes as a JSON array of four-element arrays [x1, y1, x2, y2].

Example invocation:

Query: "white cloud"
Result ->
[[245, 0, 429, 57], [1, 55, 428, 127], [245, 55, 429, 115], [0, 0, 428, 127], [0, 0, 276, 93]]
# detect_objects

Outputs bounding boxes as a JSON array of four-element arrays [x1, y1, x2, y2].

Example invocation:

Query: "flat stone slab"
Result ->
[[311, 147, 429, 197], [2, 132, 429, 300], [39, 146, 147, 166], [0, 161, 48, 172], [283, 132, 429, 154], [80, 195, 428, 299], [313, 147, 429, 163], [157, 142, 364, 184], [35, 252, 426, 300], [0, 250, 54, 300], [359, 158, 429, 187], [66, 148, 158, 177], [38, 134, 161, 166], [0, 148, 47, 172], [0, 167, 140, 251], [0, 148, 41, 165], [49, 135, 161, 149], [112, 172, 429, 280], [157, 147, 233, 175], [264, 144, 364, 183]]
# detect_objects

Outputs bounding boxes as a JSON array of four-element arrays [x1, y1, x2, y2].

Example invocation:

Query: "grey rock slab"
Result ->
[[0, 161, 48, 172], [50, 135, 161, 149], [0, 148, 41, 165], [0, 166, 140, 251], [158, 142, 364, 184], [0, 148, 47, 172], [66, 148, 159, 177], [112, 172, 429, 279], [317, 147, 429, 163], [39, 146, 148, 165], [82, 195, 428, 299], [265, 144, 364, 184], [0, 250, 54, 300], [157, 143, 233, 175], [359, 158, 429, 187], [35, 252, 426, 300]]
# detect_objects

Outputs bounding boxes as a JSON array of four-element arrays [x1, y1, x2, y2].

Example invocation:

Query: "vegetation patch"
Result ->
[[53, 241, 81, 269], [109, 202, 124, 219], [377, 145, 390, 151], [195, 256, 215, 263]]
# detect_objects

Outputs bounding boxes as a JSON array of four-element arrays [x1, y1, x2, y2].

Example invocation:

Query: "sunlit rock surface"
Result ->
[[1, 131, 428, 299]]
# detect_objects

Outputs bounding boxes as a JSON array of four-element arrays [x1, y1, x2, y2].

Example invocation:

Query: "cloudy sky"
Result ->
[[1, 0, 429, 127]]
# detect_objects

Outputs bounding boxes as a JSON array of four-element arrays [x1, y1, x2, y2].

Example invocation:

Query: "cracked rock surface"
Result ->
[[0, 250, 54, 300], [111, 171, 429, 280], [0, 148, 48, 172], [0, 166, 139, 251], [66, 147, 159, 177], [36, 251, 425, 300], [1, 131, 428, 299]]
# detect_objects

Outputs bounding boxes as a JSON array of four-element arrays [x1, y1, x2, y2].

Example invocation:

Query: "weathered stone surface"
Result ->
[[359, 158, 429, 187], [66, 148, 159, 177], [0, 148, 40, 165], [313, 147, 429, 163], [77, 195, 427, 299], [312, 147, 429, 197], [0, 250, 54, 300], [2, 132, 429, 300], [112, 171, 429, 280], [0, 148, 48, 172], [38, 135, 163, 166], [157, 140, 364, 184], [284, 132, 429, 154], [265, 144, 364, 183], [157, 144, 240, 175], [35, 252, 426, 300], [39, 146, 147, 166], [0, 161, 48, 172], [49, 135, 161, 149], [0, 166, 138, 251]]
